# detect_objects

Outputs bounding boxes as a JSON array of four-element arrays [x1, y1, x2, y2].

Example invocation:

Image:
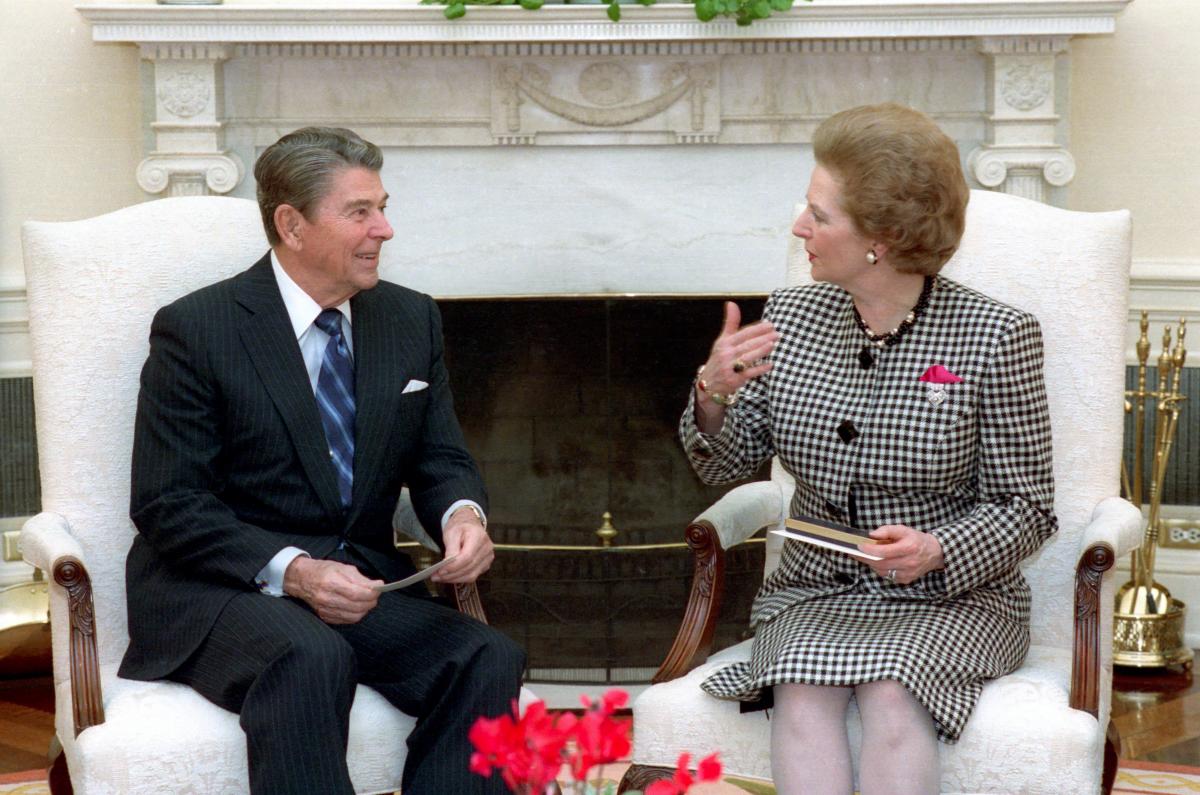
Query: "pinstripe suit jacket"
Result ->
[[119, 253, 486, 681]]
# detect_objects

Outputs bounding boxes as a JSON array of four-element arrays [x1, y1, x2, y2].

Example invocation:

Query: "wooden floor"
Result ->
[[1112, 657, 1200, 766], [0, 675, 55, 775], [1, 659, 1197, 776]]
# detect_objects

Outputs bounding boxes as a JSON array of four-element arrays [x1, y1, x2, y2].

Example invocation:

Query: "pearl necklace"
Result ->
[[852, 276, 935, 349], [853, 276, 935, 370]]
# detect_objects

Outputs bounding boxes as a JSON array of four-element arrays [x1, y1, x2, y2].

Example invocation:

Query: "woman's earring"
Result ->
[[866, 250, 878, 265]]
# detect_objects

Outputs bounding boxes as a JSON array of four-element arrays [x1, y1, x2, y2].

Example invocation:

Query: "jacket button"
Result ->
[[833, 572, 855, 585]]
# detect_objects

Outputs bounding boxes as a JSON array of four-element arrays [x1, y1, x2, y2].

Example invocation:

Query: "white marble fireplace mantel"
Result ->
[[80, 1, 1131, 43], [77, 0, 1132, 297]]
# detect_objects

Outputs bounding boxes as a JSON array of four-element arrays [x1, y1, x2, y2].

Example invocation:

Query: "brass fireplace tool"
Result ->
[[1113, 312, 1192, 668]]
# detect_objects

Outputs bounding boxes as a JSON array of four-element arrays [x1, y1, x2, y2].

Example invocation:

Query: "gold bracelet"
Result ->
[[695, 365, 739, 407]]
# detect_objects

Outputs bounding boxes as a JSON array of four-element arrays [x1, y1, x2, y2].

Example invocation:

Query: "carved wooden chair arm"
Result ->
[[650, 480, 785, 684], [1068, 495, 1143, 717], [1068, 497, 1140, 795], [20, 513, 106, 738], [446, 582, 488, 624], [651, 521, 726, 684], [53, 556, 106, 736], [1069, 541, 1114, 718], [1070, 540, 1116, 794]]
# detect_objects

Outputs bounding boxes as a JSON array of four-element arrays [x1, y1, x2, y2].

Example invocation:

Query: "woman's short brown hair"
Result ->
[[813, 103, 969, 275]]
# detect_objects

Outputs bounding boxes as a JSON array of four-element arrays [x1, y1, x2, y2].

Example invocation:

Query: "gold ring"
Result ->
[[732, 359, 748, 374]]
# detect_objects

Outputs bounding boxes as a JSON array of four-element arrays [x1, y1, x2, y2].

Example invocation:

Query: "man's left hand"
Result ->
[[431, 507, 494, 584]]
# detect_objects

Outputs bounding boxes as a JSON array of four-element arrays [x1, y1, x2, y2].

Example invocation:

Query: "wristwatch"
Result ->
[[457, 503, 487, 530]]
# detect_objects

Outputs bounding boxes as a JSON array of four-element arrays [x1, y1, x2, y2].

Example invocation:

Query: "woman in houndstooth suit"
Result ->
[[680, 104, 1056, 794]]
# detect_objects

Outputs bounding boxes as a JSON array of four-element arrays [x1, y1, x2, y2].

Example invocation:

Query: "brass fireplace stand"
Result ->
[[1114, 312, 1192, 668]]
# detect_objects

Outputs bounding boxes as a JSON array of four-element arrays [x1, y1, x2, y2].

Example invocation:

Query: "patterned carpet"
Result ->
[[0, 770, 44, 795], [2, 761, 1196, 794], [1116, 760, 1200, 794]]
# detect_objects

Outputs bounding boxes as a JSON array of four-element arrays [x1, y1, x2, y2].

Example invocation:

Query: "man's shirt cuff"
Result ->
[[442, 499, 486, 529], [255, 546, 309, 596]]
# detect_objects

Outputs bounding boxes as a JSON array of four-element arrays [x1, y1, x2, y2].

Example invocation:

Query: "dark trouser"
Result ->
[[169, 585, 525, 795]]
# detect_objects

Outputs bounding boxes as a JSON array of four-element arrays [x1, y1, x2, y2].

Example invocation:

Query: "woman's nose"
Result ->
[[792, 211, 812, 239]]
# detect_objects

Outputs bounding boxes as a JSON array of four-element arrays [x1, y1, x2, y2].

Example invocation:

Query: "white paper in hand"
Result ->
[[769, 529, 884, 562], [373, 555, 458, 592]]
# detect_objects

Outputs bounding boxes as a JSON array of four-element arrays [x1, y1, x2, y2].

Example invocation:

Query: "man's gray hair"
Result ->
[[253, 126, 384, 246]]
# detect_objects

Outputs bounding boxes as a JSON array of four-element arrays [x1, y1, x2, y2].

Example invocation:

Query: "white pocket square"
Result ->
[[402, 379, 429, 394]]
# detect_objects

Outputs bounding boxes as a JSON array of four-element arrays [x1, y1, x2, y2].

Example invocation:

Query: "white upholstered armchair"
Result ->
[[621, 190, 1143, 795], [19, 197, 494, 794]]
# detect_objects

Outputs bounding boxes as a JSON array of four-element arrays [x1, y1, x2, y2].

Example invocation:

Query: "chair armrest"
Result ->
[[445, 582, 487, 624], [20, 511, 84, 573], [1079, 496, 1143, 560], [651, 521, 724, 684], [1069, 497, 1141, 720], [21, 512, 106, 736], [694, 480, 786, 551], [650, 481, 786, 684]]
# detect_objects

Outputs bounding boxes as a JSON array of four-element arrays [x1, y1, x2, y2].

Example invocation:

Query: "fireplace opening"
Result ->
[[438, 297, 770, 684]]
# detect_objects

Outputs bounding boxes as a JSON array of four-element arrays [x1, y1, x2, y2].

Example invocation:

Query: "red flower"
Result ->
[[644, 752, 723, 795], [469, 689, 717, 795], [567, 691, 632, 780], [468, 699, 575, 793]]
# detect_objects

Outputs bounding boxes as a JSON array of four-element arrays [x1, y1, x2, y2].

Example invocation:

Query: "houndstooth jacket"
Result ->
[[681, 277, 1057, 631]]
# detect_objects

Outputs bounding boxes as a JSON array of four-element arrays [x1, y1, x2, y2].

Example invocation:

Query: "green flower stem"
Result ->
[[421, 0, 811, 25]]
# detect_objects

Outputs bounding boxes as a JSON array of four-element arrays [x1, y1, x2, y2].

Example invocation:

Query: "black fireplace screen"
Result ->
[[439, 298, 770, 683]]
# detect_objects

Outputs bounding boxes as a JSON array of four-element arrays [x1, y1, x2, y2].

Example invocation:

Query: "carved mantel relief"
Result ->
[[157, 69, 212, 119], [492, 59, 717, 144]]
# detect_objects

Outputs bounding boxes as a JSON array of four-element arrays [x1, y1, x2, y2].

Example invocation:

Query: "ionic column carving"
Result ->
[[138, 44, 243, 197], [967, 36, 1073, 204], [969, 147, 1076, 202]]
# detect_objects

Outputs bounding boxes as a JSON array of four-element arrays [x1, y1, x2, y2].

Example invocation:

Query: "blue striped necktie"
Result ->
[[313, 309, 355, 508]]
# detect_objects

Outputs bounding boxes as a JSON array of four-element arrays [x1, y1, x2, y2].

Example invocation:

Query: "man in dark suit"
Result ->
[[118, 127, 524, 794]]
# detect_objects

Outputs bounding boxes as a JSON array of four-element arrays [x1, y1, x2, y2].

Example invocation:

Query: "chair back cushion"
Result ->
[[22, 197, 267, 670], [784, 189, 1131, 649]]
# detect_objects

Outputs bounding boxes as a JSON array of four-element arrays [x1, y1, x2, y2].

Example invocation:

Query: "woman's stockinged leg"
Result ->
[[771, 683, 854, 795], [855, 680, 940, 795]]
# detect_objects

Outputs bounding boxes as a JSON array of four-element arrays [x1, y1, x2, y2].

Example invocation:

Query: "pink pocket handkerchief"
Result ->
[[918, 365, 961, 405], [918, 365, 962, 384]]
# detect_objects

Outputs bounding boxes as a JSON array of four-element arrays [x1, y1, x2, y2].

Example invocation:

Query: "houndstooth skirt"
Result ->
[[699, 584, 1030, 742]]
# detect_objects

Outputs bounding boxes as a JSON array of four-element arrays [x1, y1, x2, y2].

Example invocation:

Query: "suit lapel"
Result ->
[[348, 288, 419, 525], [235, 255, 345, 522]]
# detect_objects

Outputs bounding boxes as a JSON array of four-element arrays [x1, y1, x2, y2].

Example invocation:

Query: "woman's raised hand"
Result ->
[[693, 302, 779, 432], [699, 301, 778, 396]]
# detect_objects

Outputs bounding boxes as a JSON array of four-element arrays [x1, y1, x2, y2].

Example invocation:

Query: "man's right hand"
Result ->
[[283, 557, 382, 624]]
